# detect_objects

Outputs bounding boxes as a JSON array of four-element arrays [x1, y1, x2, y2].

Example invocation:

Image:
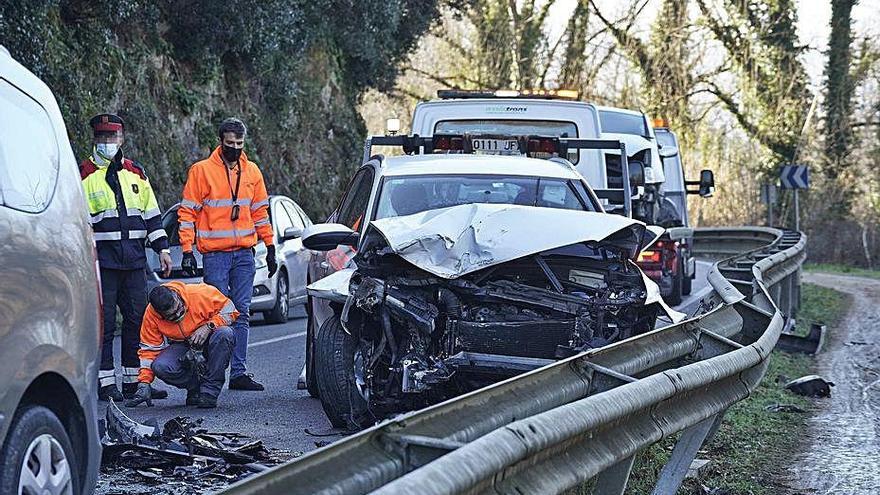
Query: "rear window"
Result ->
[[598, 110, 648, 137], [434, 119, 579, 163], [375, 174, 590, 220]]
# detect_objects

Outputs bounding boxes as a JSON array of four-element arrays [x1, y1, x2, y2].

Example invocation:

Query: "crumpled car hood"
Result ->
[[367, 203, 645, 279]]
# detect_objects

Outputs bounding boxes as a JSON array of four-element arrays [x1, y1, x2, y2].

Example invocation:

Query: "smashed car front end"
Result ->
[[309, 204, 682, 417]]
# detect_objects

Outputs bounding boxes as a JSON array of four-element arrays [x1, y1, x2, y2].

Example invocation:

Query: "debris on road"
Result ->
[[99, 401, 287, 494], [784, 375, 835, 398], [686, 458, 711, 479]]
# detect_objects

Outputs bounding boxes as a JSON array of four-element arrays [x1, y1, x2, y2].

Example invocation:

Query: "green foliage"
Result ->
[[0, 0, 438, 218], [824, 0, 857, 180]]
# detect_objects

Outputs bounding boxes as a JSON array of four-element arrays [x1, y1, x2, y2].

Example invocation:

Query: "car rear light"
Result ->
[[432, 135, 464, 152], [527, 138, 557, 154], [639, 250, 661, 263]]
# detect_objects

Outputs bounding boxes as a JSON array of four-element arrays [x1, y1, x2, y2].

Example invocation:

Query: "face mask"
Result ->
[[96, 143, 119, 159], [222, 145, 242, 163]]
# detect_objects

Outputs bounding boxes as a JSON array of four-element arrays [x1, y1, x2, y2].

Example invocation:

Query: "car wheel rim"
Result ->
[[18, 433, 72, 495], [353, 347, 370, 402], [279, 277, 289, 317]]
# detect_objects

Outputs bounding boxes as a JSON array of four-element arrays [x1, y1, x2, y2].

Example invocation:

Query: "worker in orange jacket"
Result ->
[[178, 118, 275, 391], [126, 282, 237, 408]]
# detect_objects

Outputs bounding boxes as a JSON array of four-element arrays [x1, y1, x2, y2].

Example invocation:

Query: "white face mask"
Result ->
[[96, 143, 119, 159]]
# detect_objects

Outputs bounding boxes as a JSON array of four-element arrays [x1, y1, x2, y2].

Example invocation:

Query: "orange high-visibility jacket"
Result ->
[[137, 281, 239, 383], [178, 147, 274, 253]]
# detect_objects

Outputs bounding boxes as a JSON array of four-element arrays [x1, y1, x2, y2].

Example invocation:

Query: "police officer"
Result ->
[[80, 113, 172, 401]]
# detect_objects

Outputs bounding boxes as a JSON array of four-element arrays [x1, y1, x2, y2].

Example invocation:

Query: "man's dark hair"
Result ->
[[218, 117, 247, 139], [149, 285, 178, 313]]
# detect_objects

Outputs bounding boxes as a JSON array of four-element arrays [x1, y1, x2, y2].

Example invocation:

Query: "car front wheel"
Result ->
[[314, 316, 371, 429], [0, 405, 79, 495]]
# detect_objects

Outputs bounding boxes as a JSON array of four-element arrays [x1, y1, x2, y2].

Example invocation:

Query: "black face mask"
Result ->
[[222, 144, 242, 163]]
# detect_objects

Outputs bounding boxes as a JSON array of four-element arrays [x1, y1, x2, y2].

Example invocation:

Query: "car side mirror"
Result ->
[[686, 169, 715, 197], [302, 223, 360, 251], [281, 227, 303, 243], [628, 160, 646, 187], [658, 145, 679, 158]]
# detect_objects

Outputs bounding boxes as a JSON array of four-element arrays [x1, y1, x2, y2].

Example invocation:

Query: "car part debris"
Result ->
[[764, 403, 807, 413], [784, 375, 835, 398], [776, 322, 826, 354], [100, 401, 279, 493]]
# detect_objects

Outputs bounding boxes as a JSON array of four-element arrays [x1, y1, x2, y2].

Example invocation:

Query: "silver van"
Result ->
[[0, 47, 102, 494]]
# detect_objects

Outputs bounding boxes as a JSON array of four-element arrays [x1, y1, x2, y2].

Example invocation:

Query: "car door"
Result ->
[[280, 199, 309, 304]]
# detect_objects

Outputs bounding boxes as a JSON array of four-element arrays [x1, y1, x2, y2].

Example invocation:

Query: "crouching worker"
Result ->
[[125, 282, 238, 409]]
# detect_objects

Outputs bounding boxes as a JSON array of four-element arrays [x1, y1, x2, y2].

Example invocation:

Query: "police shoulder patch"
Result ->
[[131, 183, 139, 194]]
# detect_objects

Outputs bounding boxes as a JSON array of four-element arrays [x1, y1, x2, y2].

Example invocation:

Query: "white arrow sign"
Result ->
[[780, 165, 809, 190]]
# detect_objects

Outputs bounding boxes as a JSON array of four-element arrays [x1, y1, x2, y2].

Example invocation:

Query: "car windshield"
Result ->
[[374, 175, 590, 220], [434, 120, 580, 163], [599, 110, 648, 137]]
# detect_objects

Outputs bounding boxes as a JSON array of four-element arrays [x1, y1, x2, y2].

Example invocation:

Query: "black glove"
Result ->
[[124, 383, 153, 408], [181, 251, 198, 277], [266, 245, 278, 278]]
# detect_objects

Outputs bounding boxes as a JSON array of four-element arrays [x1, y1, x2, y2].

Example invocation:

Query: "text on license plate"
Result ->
[[471, 139, 521, 155]]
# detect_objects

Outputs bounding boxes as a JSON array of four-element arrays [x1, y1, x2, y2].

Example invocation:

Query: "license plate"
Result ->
[[471, 138, 521, 155]]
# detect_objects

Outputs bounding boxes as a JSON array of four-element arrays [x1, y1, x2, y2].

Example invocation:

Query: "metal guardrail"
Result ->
[[223, 227, 806, 495]]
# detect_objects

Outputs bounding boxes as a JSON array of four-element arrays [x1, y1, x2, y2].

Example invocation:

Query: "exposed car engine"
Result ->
[[336, 233, 659, 421]]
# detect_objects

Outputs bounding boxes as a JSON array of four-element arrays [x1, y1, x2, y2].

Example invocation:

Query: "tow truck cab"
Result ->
[[635, 122, 714, 304]]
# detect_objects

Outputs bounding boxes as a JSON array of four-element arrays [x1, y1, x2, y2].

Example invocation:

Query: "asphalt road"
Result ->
[[96, 261, 715, 493]]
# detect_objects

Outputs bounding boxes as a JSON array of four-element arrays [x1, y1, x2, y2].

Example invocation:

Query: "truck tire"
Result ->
[[314, 315, 369, 429], [682, 264, 693, 295], [667, 269, 683, 306], [0, 405, 80, 495]]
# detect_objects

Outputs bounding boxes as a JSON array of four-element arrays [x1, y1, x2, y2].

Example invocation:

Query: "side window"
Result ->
[[337, 168, 375, 230], [282, 201, 304, 229], [272, 200, 294, 238], [294, 204, 313, 227], [0, 79, 60, 213]]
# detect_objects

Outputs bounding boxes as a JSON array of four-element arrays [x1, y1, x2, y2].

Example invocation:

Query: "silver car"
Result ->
[[145, 195, 312, 323], [0, 47, 102, 494]]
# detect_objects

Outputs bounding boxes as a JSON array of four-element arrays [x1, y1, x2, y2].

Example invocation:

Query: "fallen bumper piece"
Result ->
[[100, 401, 281, 493]]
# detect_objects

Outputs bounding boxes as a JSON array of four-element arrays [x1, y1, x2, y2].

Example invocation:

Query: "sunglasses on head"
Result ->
[[160, 296, 187, 322]]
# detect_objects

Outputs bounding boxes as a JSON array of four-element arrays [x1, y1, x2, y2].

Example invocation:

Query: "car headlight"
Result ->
[[255, 255, 268, 269]]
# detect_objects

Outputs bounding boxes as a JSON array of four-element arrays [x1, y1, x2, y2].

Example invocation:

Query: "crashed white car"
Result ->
[[301, 153, 682, 428]]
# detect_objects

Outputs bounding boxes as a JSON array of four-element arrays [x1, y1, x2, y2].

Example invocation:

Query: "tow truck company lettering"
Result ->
[[485, 106, 527, 114]]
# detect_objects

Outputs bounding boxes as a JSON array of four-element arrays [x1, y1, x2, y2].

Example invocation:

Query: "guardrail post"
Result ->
[[650, 414, 723, 495], [594, 454, 636, 495]]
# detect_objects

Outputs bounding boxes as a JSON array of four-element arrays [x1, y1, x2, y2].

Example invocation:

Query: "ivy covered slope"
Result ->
[[0, 0, 439, 218]]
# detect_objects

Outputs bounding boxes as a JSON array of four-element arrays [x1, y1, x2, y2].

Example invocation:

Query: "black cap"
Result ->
[[89, 113, 124, 134]]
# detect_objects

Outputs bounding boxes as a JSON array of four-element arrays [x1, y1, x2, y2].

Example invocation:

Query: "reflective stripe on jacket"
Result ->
[[80, 156, 169, 269], [137, 281, 239, 383], [178, 147, 273, 253]]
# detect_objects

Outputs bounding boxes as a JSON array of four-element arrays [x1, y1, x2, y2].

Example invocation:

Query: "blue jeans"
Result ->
[[202, 249, 255, 379]]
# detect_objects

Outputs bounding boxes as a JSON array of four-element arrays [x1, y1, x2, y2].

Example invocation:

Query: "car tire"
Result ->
[[0, 405, 80, 495], [314, 315, 369, 429], [305, 299, 320, 398], [667, 267, 683, 306], [264, 272, 289, 324]]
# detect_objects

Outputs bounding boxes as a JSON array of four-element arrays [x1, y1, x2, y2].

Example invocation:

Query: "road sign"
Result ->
[[760, 183, 777, 204], [780, 165, 809, 189]]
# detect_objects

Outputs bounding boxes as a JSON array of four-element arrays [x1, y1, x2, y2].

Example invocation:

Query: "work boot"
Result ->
[[123, 383, 168, 400], [228, 374, 264, 391], [196, 395, 218, 409], [98, 384, 124, 402], [185, 389, 201, 406]]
